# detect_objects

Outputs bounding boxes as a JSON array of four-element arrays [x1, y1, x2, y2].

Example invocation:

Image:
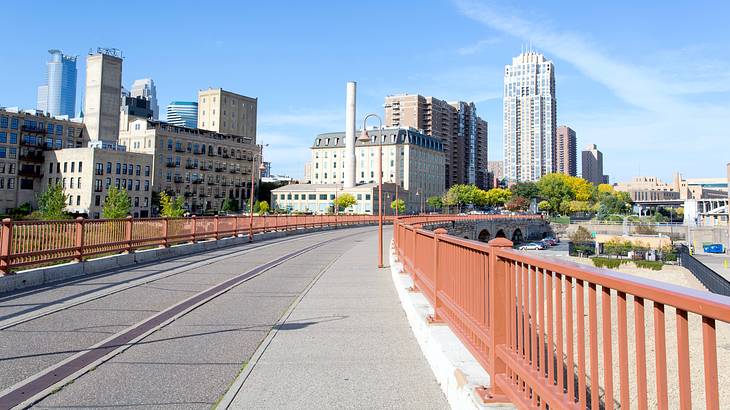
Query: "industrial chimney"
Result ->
[[344, 81, 357, 188]]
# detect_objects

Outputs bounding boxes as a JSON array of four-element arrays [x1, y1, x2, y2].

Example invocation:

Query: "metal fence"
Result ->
[[678, 245, 730, 297], [0, 214, 382, 275], [395, 218, 730, 409]]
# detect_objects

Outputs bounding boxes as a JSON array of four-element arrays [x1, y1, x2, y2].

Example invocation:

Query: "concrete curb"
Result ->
[[388, 241, 514, 410], [0, 224, 362, 295]]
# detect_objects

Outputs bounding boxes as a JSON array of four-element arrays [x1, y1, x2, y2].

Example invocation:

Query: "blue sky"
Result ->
[[1, 0, 728, 182]]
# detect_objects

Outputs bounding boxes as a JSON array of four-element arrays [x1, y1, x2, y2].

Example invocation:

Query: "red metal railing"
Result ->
[[394, 218, 730, 409], [0, 214, 385, 274]]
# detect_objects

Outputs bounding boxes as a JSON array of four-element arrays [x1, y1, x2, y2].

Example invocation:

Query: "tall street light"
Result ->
[[249, 144, 267, 241], [358, 113, 384, 268]]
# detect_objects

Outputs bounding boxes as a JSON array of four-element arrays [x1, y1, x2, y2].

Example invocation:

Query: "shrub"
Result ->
[[591, 257, 628, 269], [635, 260, 664, 270]]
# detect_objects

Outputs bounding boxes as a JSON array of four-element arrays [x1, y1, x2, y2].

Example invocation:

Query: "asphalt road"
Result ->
[[0, 227, 376, 409]]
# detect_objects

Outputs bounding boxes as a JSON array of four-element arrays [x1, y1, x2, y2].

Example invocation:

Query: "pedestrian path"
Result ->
[[221, 229, 448, 409]]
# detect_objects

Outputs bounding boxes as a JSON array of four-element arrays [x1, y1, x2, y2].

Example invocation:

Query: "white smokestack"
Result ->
[[344, 81, 357, 189]]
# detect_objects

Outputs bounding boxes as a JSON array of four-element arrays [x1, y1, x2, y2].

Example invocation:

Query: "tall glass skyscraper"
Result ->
[[503, 51, 556, 182], [37, 49, 78, 117], [166, 101, 198, 128]]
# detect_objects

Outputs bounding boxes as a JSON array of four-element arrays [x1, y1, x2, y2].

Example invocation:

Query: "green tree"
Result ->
[[333, 193, 357, 211], [258, 201, 269, 214], [443, 184, 486, 210], [102, 187, 131, 218], [37, 183, 69, 220], [538, 200, 551, 213], [505, 196, 529, 212], [159, 191, 186, 217], [570, 226, 593, 243], [426, 196, 443, 210], [536, 174, 574, 214], [221, 198, 240, 213], [484, 188, 512, 207], [511, 182, 539, 200], [390, 199, 405, 214]]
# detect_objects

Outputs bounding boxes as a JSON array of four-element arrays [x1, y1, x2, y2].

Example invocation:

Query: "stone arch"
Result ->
[[478, 229, 491, 243], [495, 229, 506, 238], [511, 228, 523, 244]]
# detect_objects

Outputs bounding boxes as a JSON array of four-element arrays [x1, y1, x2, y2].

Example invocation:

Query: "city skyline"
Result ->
[[0, 1, 728, 182]]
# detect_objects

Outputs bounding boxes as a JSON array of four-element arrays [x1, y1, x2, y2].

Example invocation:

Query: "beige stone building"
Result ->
[[0, 108, 88, 213], [271, 182, 399, 215], [118, 118, 257, 214], [614, 176, 679, 202], [43, 144, 153, 218], [556, 125, 577, 176], [384, 94, 488, 188], [309, 127, 444, 202], [83, 49, 123, 141], [197, 88, 257, 138]]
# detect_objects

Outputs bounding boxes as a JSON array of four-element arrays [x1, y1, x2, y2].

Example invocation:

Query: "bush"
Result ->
[[591, 257, 628, 269], [635, 260, 664, 270], [634, 224, 657, 235]]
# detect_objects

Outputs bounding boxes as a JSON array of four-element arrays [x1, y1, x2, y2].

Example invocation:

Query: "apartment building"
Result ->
[[309, 127, 445, 201], [197, 88, 257, 139], [582, 144, 607, 185], [0, 108, 88, 212], [43, 144, 153, 218], [384, 94, 488, 189], [118, 118, 257, 214], [271, 182, 399, 215], [556, 126, 577, 176]]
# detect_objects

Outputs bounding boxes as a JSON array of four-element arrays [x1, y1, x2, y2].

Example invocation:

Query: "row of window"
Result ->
[[92, 194, 148, 208], [273, 193, 371, 201], [165, 139, 250, 159], [0, 116, 76, 137], [48, 161, 83, 174], [0, 177, 16, 189], [93, 162, 151, 177], [0, 147, 17, 159]]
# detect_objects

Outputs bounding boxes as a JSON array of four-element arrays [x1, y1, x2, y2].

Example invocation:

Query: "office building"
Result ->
[[309, 128, 445, 202], [487, 160, 504, 188], [120, 96, 153, 120], [261, 161, 271, 178], [0, 107, 88, 211], [503, 51, 557, 182], [384, 94, 488, 188], [582, 144, 605, 185], [166, 102, 198, 128], [37, 49, 78, 118], [271, 182, 400, 215], [42, 144, 153, 218], [198, 88, 257, 139], [118, 118, 258, 214], [130, 79, 159, 120], [556, 126, 577, 176], [83, 48, 123, 141]]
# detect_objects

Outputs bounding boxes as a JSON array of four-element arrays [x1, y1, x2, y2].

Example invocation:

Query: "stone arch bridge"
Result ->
[[425, 217, 553, 244]]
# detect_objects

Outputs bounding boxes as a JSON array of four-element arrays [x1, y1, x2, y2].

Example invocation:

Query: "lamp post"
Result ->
[[416, 189, 424, 214], [248, 144, 267, 241], [358, 114, 384, 268]]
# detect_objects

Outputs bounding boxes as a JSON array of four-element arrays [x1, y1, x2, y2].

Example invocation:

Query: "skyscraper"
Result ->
[[582, 144, 604, 185], [37, 49, 78, 117], [384, 94, 488, 189], [556, 125, 577, 176], [503, 51, 556, 182], [83, 48, 123, 141], [166, 102, 198, 128], [130, 79, 159, 120]]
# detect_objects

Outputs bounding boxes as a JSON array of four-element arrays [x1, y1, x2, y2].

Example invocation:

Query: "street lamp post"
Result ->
[[358, 114, 384, 268], [248, 144, 267, 241]]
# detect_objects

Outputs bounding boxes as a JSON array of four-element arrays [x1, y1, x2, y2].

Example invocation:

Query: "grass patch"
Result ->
[[591, 257, 628, 269], [634, 260, 664, 270]]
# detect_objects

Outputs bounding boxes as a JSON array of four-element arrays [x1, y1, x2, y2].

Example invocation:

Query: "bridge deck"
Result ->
[[0, 226, 446, 409]]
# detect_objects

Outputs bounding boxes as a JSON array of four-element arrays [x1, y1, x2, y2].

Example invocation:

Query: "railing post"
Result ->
[[428, 227, 448, 323], [191, 215, 197, 242], [124, 216, 133, 253], [487, 237, 514, 398], [162, 217, 169, 248], [214, 215, 220, 240], [0, 218, 13, 275], [74, 217, 85, 262]]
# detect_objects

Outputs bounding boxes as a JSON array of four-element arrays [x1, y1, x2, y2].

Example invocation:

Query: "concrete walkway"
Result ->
[[695, 252, 730, 281], [224, 229, 448, 409]]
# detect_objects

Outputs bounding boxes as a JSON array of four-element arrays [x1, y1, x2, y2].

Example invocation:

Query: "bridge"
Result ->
[[0, 214, 727, 409]]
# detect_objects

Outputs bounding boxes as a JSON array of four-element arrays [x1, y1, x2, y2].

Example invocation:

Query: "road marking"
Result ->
[[0, 230, 366, 410]]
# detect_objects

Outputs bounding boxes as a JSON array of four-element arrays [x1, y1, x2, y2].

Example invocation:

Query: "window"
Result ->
[[96, 163, 103, 175], [127, 179, 133, 190], [134, 197, 139, 207], [308, 194, 316, 200], [95, 195, 101, 206], [95, 179, 102, 192], [167, 139, 173, 151], [115, 178, 120, 189], [144, 166, 150, 177], [0, 132, 5, 143], [116, 163, 121, 174], [143, 197, 149, 207], [8, 164, 14, 174], [319, 194, 327, 200], [122, 163, 127, 175], [9, 133, 16, 144], [9, 148, 16, 159], [135, 180, 140, 191], [70, 162, 75, 173], [6, 178, 13, 189], [69, 177, 74, 188], [106, 162, 112, 174], [105, 177, 111, 188], [144, 180, 149, 191], [55, 125, 63, 135], [0, 148, 6, 158], [0, 116, 7, 128], [76, 195, 80, 206], [10, 118, 18, 129], [136, 165, 141, 176], [68, 195, 72, 206]]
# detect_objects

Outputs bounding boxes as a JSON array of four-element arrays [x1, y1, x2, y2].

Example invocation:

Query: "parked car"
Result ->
[[519, 242, 545, 251]]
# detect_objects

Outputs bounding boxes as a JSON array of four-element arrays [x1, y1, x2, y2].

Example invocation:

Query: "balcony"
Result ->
[[207, 181, 216, 186], [221, 153, 230, 158], [174, 147, 186, 153], [214, 167, 225, 173], [19, 152, 44, 163], [229, 169, 238, 174], [207, 151, 217, 157], [18, 168, 42, 178], [20, 125, 47, 134], [173, 176, 183, 183], [184, 163, 196, 169], [20, 139, 44, 149], [192, 178, 203, 184], [165, 162, 177, 168]]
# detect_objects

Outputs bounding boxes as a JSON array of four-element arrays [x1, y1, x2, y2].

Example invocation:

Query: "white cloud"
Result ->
[[453, 0, 730, 181], [456, 37, 501, 55]]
